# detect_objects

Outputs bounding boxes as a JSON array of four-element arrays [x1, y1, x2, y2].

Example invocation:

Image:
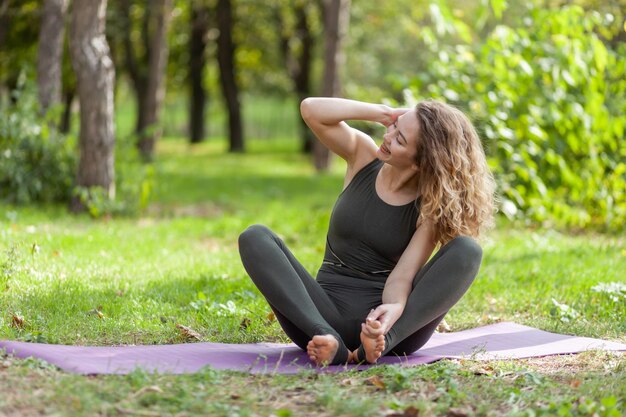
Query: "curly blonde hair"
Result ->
[[414, 100, 496, 245]]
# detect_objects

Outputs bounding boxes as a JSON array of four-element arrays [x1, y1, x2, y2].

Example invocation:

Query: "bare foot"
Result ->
[[360, 320, 385, 363], [306, 335, 339, 366]]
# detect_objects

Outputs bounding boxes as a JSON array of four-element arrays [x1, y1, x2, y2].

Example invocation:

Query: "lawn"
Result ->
[[1, 138, 625, 417]]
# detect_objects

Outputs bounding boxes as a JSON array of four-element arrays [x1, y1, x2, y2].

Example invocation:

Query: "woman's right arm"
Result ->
[[300, 97, 395, 167]]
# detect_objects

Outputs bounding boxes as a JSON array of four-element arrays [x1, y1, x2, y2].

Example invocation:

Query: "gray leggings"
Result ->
[[238, 224, 482, 364]]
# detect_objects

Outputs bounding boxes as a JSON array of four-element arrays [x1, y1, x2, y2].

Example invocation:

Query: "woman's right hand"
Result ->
[[361, 303, 405, 337], [380, 107, 412, 128]]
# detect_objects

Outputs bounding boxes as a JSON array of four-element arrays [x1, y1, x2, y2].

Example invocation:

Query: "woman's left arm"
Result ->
[[364, 221, 436, 336]]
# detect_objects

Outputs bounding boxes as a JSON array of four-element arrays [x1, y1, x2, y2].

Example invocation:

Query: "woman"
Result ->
[[238, 97, 496, 365]]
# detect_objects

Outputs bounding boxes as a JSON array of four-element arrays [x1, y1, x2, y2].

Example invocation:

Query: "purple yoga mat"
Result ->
[[1, 322, 625, 375]]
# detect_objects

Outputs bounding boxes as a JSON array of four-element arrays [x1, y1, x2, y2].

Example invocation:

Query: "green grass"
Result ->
[[1, 139, 625, 416]]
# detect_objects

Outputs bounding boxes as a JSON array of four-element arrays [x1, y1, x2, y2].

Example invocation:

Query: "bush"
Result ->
[[0, 75, 76, 204], [73, 149, 154, 219], [405, 5, 626, 230], [0, 74, 154, 216]]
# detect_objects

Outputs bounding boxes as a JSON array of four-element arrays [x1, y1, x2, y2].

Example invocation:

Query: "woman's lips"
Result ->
[[380, 143, 390, 155]]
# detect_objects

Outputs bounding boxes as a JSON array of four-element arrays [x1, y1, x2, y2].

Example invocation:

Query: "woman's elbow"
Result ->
[[300, 97, 315, 121]]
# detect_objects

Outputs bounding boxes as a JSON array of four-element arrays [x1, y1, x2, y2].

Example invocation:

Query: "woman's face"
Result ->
[[376, 111, 420, 170]]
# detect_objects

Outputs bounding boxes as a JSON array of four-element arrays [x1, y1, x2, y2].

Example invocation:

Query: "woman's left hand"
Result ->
[[362, 303, 405, 336]]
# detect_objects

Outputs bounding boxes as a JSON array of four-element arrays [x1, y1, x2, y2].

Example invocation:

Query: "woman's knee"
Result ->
[[238, 224, 272, 251], [445, 236, 483, 270]]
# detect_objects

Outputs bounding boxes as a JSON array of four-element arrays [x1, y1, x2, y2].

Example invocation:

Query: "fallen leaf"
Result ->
[[340, 378, 357, 386], [87, 308, 105, 319], [473, 367, 493, 376], [52, 250, 61, 257], [115, 406, 161, 417], [131, 385, 163, 398], [448, 408, 470, 417], [230, 394, 241, 400], [570, 379, 582, 388], [436, 319, 451, 333], [267, 311, 276, 322], [387, 406, 419, 417], [365, 375, 386, 390], [11, 314, 25, 328], [240, 317, 251, 329], [176, 324, 201, 341]]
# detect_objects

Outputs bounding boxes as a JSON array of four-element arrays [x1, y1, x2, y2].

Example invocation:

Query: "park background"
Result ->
[[1, 0, 626, 416]]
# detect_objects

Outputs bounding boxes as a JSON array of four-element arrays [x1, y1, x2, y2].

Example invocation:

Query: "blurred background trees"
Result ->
[[0, 0, 625, 230]]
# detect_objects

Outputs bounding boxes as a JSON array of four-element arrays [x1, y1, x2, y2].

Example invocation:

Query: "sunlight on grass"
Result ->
[[1, 139, 625, 345], [1, 138, 625, 416]]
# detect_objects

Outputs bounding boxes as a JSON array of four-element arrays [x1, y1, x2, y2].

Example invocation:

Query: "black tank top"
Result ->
[[320, 158, 420, 282]]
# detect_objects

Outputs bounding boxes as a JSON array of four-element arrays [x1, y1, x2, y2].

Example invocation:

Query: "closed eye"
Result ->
[[393, 122, 408, 145]]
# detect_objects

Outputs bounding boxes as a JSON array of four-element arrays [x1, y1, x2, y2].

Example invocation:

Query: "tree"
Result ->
[[0, 0, 10, 51], [276, 0, 318, 153], [59, 55, 76, 134], [0, 0, 40, 101], [314, 0, 351, 171], [120, 0, 173, 161], [216, 0, 244, 152], [69, 0, 116, 210], [189, 3, 210, 144], [37, 0, 68, 113]]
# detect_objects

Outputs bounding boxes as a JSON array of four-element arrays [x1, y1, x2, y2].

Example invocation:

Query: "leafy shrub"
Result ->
[[73, 143, 155, 219], [405, 5, 626, 230], [0, 74, 76, 204], [1, 73, 154, 216]]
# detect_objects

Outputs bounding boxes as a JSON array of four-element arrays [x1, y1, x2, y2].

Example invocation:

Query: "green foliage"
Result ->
[[534, 396, 623, 417], [73, 144, 155, 219], [1, 140, 625, 416], [0, 75, 154, 216], [406, 5, 626, 230], [0, 74, 77, 204], [0, 0, 41, 88]]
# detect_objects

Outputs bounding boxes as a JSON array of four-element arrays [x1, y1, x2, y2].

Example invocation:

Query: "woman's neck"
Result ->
[[379, 163, 420, 195]]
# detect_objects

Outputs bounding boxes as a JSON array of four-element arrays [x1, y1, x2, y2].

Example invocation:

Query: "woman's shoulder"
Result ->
[[342, 157, 380, 190]]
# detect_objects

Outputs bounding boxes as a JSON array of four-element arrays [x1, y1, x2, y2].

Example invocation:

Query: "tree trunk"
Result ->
[[59, 86, 75, 134], [315, 0, 350, 171], [294, 4, 315, 153], [216, 0, 244, 152], [136, 0, 173, 160], [276, 2, 316, 153], [189, 5, 209, 144], [0, 0, 10, 49], [69, 0, 116, 211], [120, 0, 147, 136], [37, 0, 68, 114]]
